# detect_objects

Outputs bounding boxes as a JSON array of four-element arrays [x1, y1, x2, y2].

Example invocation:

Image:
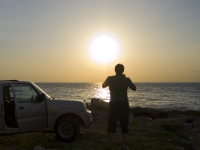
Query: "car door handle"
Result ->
[[19, 107, 24, 110]]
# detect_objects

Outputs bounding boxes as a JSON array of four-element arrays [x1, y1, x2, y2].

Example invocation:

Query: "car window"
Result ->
[[13, 84, 39, 103]]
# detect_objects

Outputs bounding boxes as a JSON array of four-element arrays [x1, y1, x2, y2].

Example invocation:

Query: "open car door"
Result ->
[[11, 81, 48, 132]]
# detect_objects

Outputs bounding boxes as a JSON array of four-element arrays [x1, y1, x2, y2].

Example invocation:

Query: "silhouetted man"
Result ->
[[102, 64, 136, 150]]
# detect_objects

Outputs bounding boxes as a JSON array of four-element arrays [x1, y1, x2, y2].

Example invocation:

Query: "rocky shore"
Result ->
[[86, 98, 200, 150], [88, 98, 200, 118]]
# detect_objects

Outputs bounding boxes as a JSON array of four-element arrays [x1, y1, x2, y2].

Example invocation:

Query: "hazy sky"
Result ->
[[1, 0, 200, 82]]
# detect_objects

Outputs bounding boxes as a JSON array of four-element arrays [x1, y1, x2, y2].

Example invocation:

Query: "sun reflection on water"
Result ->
[[92, 83, 110, 102]]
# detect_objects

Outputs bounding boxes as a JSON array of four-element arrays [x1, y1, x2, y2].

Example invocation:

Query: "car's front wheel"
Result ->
[[55, 117, 80, 143]]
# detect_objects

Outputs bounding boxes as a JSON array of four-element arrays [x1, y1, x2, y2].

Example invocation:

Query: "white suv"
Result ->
[[0, 80, 92, 142]]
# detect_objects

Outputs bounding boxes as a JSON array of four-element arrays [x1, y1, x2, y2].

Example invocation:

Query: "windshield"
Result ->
[[32, 82, 51, 99]]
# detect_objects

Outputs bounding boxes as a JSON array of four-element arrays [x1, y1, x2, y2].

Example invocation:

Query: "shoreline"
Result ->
[[87, 99, 200, 119]]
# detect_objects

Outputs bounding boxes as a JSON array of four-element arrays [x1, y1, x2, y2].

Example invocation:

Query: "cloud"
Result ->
[[190, 46, 200, 48]]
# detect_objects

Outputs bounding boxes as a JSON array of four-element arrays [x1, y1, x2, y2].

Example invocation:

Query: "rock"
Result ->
[[191, 127, 199, 133], [101, 100, 109, 109], [130, 106, 173, 119], [171, 110, 200, 117], [150, 111, 170, 119], [131, 106, 153, 116], [185, 110, 200, 117], [91, 98, 101, 111], [193, 118, 200, 128], [154, 117, 187, 123], [90, 99, 200, 118], [102, 111, 108, 119], [183, 123, 194, 130], [131, 106, 200, 119], [34, 146, 45, 150], [186, 116, 197, 123], [91, 98, 109, 112]]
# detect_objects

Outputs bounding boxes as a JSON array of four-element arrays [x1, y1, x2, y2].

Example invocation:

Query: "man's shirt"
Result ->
[[102, 74, 136, 102]]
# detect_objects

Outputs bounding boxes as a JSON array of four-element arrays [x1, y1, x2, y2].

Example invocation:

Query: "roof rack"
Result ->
[[0, 80, 18, 82]]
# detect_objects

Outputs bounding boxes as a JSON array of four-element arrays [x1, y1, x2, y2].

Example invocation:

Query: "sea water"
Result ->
[[36, 82, 200, 111]]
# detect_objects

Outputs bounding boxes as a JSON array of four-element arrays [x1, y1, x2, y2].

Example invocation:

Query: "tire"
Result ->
[[55, 117, 80, 143]]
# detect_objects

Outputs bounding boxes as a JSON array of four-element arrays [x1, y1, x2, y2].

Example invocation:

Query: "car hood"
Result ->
[[47, 98, 87, 113]]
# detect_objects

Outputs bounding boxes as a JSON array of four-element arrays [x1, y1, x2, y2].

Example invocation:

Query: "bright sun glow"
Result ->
[[88, 34, 120, 64]]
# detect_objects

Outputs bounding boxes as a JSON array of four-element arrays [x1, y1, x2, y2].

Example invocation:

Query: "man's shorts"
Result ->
[[107, 101, 129, 133]]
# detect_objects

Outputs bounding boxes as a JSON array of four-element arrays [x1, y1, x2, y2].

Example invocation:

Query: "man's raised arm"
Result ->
[[128, 78, 136, 91], [102, 77, 109, 88]]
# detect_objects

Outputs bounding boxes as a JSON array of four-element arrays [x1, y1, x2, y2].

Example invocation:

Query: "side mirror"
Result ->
[[39, 93, 46, 102]]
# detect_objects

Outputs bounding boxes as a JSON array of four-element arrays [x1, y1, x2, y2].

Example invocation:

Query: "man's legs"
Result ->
[[119, 102, 129, 149], [107, 102, 118, 149]]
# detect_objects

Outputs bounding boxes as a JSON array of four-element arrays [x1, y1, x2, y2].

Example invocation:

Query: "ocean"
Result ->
[[36, 82, 200, 111]]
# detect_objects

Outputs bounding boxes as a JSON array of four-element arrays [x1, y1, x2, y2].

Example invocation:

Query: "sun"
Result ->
[[88, 34, 120, 64]]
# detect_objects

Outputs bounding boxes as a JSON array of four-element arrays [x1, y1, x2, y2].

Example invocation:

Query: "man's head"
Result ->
[[115, 64, 124, 74]]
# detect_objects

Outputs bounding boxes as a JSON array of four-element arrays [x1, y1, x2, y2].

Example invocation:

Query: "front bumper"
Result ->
[[78, 109, 92, 128]]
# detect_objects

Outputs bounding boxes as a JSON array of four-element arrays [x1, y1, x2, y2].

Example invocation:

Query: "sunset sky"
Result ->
[[1, 0, 200, 82]]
